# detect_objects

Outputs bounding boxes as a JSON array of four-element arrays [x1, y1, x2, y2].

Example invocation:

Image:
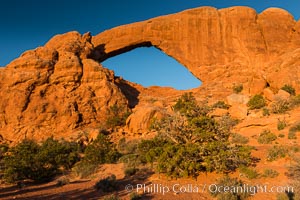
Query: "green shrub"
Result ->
[[281, 84, 296, 96], [290, 95, 300, 108], [267, 145, 288, 161], [239, 166, 260, 179], [94, 174, 117, 192], [288, 131, 297, 139], [271, 99, 290, 114], [218, 115, 240, 131], [0, 144, 9, 159], [290, 123, 300, 132], [277, 119, 287, 131], [278, 133, 285, 138], [247, 94, 266, 110], [106, 105, 131, 128], [212, 101, 230, 109], [173, 92, 203, 117], [38, 137, 80, 170], [129, 192, 142, 200], [288, 123, 300, 139], [285, 158, 300, 200], [72, 161, 99, 178], [210, 176, 255, 199], [136, 93, 252, 179], [124, 167, 138, 177], [233, 84, 244, 94], [262, 169, 279, 178], [104, 195, 120, 200], [118, 138, 139, 154], [276, 193, 290, 200], [56, 176, 70, 186], [231, 133, 249, 144], [291, 146, 300, 153], [262, 107, 270, 116], [83, 134, 121, 164], [257, 130, 277, 144], [3, 139, 80, 183]]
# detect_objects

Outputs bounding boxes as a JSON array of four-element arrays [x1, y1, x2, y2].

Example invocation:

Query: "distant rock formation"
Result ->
[[0, 6, 300, 142]]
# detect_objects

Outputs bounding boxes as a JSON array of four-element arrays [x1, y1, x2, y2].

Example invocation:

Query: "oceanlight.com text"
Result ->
[[125, 183, 294, 196]]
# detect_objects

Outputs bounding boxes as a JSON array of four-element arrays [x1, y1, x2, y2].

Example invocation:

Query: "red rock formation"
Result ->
[[92, 6, 300, 94], [0, 32, 128, 142], [0, 6, 300, 142]]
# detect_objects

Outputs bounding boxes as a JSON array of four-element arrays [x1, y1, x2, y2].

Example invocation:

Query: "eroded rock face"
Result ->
[[1, 6, 300, 142], [0, 32, 128, 142], [92, 6, 300, 95]]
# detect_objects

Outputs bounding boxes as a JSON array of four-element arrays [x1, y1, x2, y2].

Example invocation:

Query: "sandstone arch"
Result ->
[[1, 6, 300, 142], [92, 6, 300, 94]]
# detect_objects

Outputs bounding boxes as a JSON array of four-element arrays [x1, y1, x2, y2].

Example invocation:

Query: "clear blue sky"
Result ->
[[1, 0, 299, 90]]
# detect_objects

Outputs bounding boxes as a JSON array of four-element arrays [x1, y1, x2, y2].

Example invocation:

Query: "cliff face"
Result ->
[[0, 32, 128, 142], [0, 6, 300, 142], [92, 6, 300, 94]]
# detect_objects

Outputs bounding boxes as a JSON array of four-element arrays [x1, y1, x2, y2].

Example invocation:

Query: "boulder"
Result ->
[[263, 88, 275, 101], [229, 104, 248, 119], [226, 94, 250, 106], [274, 89, 291, 100], [126, 106, 166, 133]]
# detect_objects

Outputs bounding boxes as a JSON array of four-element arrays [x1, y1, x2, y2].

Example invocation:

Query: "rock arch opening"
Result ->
[[101, 47, 201, 90]]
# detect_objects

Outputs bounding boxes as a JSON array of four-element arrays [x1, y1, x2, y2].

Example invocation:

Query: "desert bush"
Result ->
[[262, 169, 279, 178], [129, 192, 142, 200], [212, 101, 230, 109], [124, 167, 138, 177], [3, 138, 80, 183], [0, 144, 9, 159], [139, 93, 252, 179], [0, 144, 9, 173], [277, 119, 287, 131], [239, 166, 260, 179], [38, 137, 80, 170], [267, 145, 288, 161], [291, 146, 300, 153], [173, 92, 210, 118], [271, 99, 290, 114], [210, 176, 255, 200], [173, 92, 198, 116], [104, 195, 120, 200], [290, 95, 300, 108], [247, 94, 266, 110], [117, 138, 139, 154], [285, 158, 300, 200], [72, 161, 99, 178], [218, 115, 240, 132], [231, 133, 249, 144], [106, 105, 131, 128], [288, 131, 297, 140], [281, 84, 296, 96], [71, 134, 120, 178], [83, 134, 121, 164], [233, 84, 244, 94], [288, 123, 300, 140], [94, 174, 117, 192], [278, 133, 285, 138], [276, 193, 292, 200], [290, 123, 300, 132], [56, 176, 70, 186], [257, 130, 277, 144], [262, 107, 270, 116]]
